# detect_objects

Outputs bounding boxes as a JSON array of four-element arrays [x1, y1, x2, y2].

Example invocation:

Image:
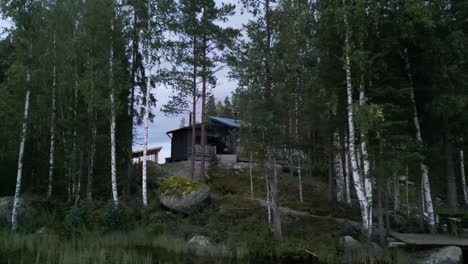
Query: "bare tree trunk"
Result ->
[[141, 4, 153, 212], [445, 128, 458, 215], [344, 133, 352, 204], [377, 142, 385, 245], [190, 36, 197, 180], [294, 88, 303, 203], [265, 168, 271, 224], [109, 19, 119, 207], [394, 170, 400, 212], [200, 36, 207, 183], [403, 48, 435, 232], [342, 0, 371, 235], [12, 88, 31, 231], [142, 63, 152, 211], [460, 138, 468, 205], [385, 178, 390, 234], [334, 132, 345, 202], [47, 32, 57, 199], [298, 153, 303, 202], [250, 153, 254, 200], [87, 51, 96, 200], [268, 148, 282, 240], [72, 19, 79, 202], [87, 119, 96, 200], [406, 166, 410, 216], [359, 77, 372, 230], [75, 151, 84, 205]]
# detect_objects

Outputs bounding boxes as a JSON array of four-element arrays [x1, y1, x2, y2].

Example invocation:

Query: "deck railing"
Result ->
[[188, 145, 217, 160]]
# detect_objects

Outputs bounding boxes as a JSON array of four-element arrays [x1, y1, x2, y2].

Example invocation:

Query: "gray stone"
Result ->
[[0, 197, 35, 227], [419, 246, 462, 264], [187, 235, 211, 248], [186, 235, 213, 255], [158, 176, 210, 214], [341, 236, 361, 250]]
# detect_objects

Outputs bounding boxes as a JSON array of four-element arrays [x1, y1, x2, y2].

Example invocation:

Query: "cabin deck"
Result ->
[[390, 232, 468, 247]]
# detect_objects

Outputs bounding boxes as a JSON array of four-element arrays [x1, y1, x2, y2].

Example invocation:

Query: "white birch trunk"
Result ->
[[109, 20, 119, 207], [12, 87, 31, 231], [344, 134, 352, 204], [87, 123, 96, 200], [343, 0, 371, 235], [359, 79, 372, 229], [266, 169, 271, 224], [406, 166, 410, 216], [142, 45, 152, 210], [334, 132, 345, 202], [421, 176, 426, 215], [404, 48, 435, 231], [87, 52, 96, 200], [295, 91, 303, 203], [47, 33, 57, 199], [297, 154, 303, 202], [270, 153, 282, 240], [460, 146, 468, 205], [250, 153, 254, 200]]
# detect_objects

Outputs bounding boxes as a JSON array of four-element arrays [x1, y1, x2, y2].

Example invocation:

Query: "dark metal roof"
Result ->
[[166, 116, 240, 134], [207, 116, 241, 128]]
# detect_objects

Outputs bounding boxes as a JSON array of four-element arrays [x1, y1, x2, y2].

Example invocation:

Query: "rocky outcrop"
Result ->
[[418, 246, 462, 264], [158, 176, 210, 214], [341, 235, 361, 251], [187, 235, 212, 249], [0, 196, 36, 227]]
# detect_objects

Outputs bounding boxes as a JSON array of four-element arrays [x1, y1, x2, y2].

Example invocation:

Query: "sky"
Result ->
[[0, 0, 251, 164], [136, 0, 251, 163]]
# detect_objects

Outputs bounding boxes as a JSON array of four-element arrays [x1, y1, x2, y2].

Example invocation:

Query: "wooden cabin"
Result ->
[[166, 116, 240, 162], [132, 147, 162, 164]]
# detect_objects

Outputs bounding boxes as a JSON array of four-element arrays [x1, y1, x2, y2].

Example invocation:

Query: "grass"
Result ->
[[0, 164, 415, 263]]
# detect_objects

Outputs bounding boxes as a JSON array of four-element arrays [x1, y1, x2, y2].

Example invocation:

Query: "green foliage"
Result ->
[[63, 201, 131, 235], [102, 202, 129, 232]]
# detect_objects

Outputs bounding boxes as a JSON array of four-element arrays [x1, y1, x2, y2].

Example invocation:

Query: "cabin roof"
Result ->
[[166, 116, 240, 134], [207, 116, 241, 128]]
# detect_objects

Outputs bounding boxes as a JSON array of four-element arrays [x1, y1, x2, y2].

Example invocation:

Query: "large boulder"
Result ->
[[0, 196, 36, 227], [158, 176, 210, 214], [418, 246, 462, 264], [186, 235, 214, 256], [341, 235, 361, 251]]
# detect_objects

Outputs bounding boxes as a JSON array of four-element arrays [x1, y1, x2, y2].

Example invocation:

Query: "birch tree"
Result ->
[[47, 32, 57, 199], [460, 138, 468, 205], [109, 3, 119, 207], [342, 0, 372, 235], [11, 88, 31, 231], [141, 14, 152, 212]]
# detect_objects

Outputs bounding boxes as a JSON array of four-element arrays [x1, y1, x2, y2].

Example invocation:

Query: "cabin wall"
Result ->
[[171, 130, 189, 161], [170, 124, 239, 162]]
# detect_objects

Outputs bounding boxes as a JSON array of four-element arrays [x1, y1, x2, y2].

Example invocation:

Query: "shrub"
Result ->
[[101, 202, 129, 231]]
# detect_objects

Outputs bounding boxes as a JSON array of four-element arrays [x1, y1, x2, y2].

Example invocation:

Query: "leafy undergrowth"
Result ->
[[208, 164, 360, 221]]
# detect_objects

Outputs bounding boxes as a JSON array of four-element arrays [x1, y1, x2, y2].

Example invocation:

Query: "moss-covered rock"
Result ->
[[159, 176, 210, 214]]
